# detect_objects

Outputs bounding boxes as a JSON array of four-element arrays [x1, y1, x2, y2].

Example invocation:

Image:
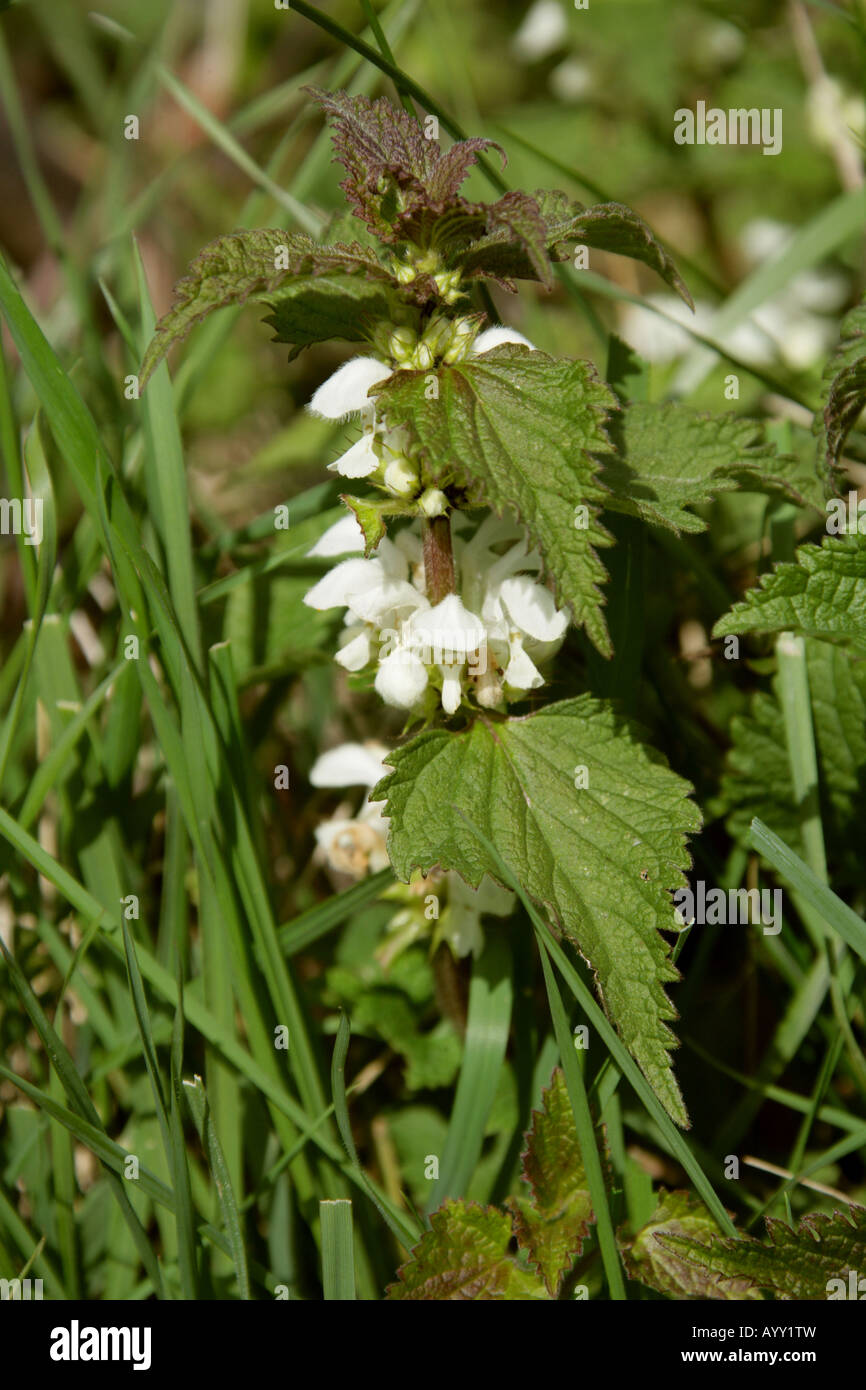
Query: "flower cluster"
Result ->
[[304, 512, 569, 715], [303, 324, 569, 717]]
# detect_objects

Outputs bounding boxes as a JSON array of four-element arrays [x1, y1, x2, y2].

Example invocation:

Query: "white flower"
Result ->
[[375, 647, 429, 708], [498, 575, 568, 643], [472, 326, 536, 354], [305, 513, 569, 716], [306, 514, 365, 558], [307, 356, 392, 420], [503, 634, 544, 690], [309, 740, 392, 878], [383, 457, 419, 495], [304, 542, 426, 625], [328, 433, 380, 478], [335, 628, 372, 672], [408, 593, 486, 660], [439, 664, 464, 715], [310, 741, 390, 789], [512, 0, 567, 62]]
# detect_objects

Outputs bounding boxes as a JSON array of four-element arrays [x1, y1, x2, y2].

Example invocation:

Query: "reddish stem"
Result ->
[[423, 514, 455, 605]]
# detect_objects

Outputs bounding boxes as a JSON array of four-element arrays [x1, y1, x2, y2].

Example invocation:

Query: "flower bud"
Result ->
[[419, 488, 449, 518], [383, 457, 419, 496], [388, 326, 419, 364], [434, 269, 463, 304], [443, 316, 481, 363]]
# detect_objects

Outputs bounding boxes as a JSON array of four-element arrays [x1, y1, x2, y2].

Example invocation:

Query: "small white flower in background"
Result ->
[[622, 219, 851, 374], [806, 77, 865, 162], [703, 19, 745, 64], [305, 511, 569, 715], [512, 0, 567, 62], [443, 874, 515, 959], [549, 59, 593, 104], [309, 741, 391, 878]]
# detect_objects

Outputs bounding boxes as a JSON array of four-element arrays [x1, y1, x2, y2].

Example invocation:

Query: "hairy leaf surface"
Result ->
[[661, 1208, 866, 1300], [713, 536, 866, 650], [598, 403, 822, 531], [507, 1068, 596, 1294], [386, 1200, 546, 1300], [623, 1190, 761, 1300], [373, 697, 701, 1125]]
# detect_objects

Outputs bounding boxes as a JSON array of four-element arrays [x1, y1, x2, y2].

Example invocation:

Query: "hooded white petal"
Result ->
[[504, 637, 544, 690], [409, 593, 486, 658], [335, 629, 372, 671], [306, 514, 365, 558], [347, 577, 425, 624], [303, 558, 383, 612], [374, 649, 429, 708], [307, 357, 392, 420], [328, 433, 380, 478], [310, 741, 390, 789], [472, 326, 536, 355], [499, 575, 569, 642], [376, 535, 411, 581]]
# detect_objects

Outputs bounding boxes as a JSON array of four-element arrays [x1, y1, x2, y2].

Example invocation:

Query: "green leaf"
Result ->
[[140, 229, 392, 383], [386, 1200, 547, 1300], [719, 638, 866, 883], [598, 403, 822, 532], [306, 86, 503, 242], [374, 345, 616, 655], [372, 696, 701, 1126], [815, 292, 866, 480], [507, 1068, 595, 1296], [339, 493, 413, 556], [455, 190, 691, 306], [263, 274, 396, 361], [713, 535, 866, 650], [623, 1190, 761, 1300], [661, 1207, 866, 1301]]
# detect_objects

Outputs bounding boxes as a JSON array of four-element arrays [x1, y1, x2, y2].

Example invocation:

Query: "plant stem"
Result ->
[[423, 513, 455, 604]]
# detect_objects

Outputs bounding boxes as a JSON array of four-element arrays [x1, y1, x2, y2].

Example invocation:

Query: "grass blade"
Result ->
[[320, 1200, 356, 1300], [537, 936, 627, 1300], [184, 1075, 251, 1300], [425, 932, 513, 1213]]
